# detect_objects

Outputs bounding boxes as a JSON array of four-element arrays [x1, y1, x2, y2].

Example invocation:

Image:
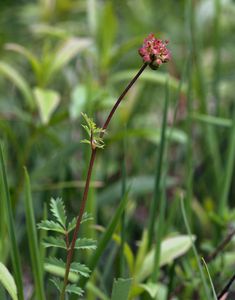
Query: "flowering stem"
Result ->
[[60, 63, 147, 299]]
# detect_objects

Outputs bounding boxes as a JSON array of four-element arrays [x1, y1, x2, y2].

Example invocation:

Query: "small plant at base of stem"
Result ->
[[38, 198, 96, 298]]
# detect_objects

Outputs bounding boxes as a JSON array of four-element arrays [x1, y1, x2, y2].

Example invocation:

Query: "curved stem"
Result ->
[[60, 63, 147, 299]]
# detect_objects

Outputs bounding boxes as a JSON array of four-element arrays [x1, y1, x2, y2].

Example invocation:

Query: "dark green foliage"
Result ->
[[38, 198, 95, 297]]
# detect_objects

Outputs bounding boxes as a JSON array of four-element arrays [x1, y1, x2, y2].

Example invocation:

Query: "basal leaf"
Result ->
[[67, 213, 93, 233], [81, 212, 93, 224], [74, 238, 97, 250], [50, 277, 62, 293], [46, 257, 65, 268], [37, 220, 65, 234], [43, 236, 66, 249], [70, 262, 91, 278], [65, 284, 83, 296], [44, 259, 78, 283], [67, 217, 76, 233], [50, 198, 67, 227], [0, 262, 18, 300]]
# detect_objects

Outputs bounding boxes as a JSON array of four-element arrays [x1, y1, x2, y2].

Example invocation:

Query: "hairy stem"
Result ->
[[60, 63, 147, 299]]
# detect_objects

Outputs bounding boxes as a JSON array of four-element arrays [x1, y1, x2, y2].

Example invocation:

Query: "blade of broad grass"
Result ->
[[79, 191, 129, 290], [111, 278, 132, 300], [0, 286, 6, 299], [180, 196, 212, 299], [0, 262, 18, 300], [201, 258, 217, 300], [0, 61, 34, 110], [0, 145, 24, 300], [23, 168, 46, 300], [191, 113, 232, 128], [86, 281, 109, 300], [147, 79, 169, 249], [219, 113, 235, 215]]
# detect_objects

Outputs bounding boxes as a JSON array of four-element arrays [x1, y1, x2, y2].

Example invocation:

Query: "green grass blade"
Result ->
[[213, 0, 221, 114], [201, 258, 217, 300], [147, 79, 169, 249], [219, 114, 235, 215], [0, 145, 24, 300], [23, 167, 46, 300], [80, 191, 129, 289], [180, 196, 211, 299]]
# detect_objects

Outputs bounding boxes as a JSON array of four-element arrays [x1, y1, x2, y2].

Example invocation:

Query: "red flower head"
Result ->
[[139, 33, 171, 70]]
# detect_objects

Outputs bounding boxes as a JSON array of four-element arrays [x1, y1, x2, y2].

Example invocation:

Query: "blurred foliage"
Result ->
[[0, 0, 235, 299]]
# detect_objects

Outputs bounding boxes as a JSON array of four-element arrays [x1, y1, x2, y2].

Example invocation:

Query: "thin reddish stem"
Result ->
[[101, 63, 147, 135], [60, 63, 147, 299]]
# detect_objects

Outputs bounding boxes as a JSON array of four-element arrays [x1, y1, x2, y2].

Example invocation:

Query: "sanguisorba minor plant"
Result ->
[[39, 33, 171, 299]]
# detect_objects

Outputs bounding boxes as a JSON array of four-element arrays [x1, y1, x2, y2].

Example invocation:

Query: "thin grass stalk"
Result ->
[[201, 257, 217, 300], [186, 0, 222, 193], [150, 81, 169, 282], [180, 196, 212, 299], [23, 168, 46, 300], [0, 145, 24, 300], [185, 55, 193, 220], [218, 112, 235, 215], [147, 79, 169, 249], [0, 166, 6, 260], [120, 133, 127, 277], [61, 63, 147, 300], [213, 0, 221, 115]]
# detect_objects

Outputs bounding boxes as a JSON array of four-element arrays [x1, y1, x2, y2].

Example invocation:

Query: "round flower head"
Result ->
[[139, 33, 171, 70]]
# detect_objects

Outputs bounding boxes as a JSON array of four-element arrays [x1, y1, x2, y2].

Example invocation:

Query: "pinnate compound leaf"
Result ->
[[0, 262, 18, 300], [43, 236, 66, 249], [67, 213, 93, 233], [46, 257, 66, 268], [81, 212, 93, 224], [50, 277, 63, 292], [74, 238, 97, 250], [81, 113, 105, 149], [37, 220, 65, 234], [45, 258, 78, 283], [71, 262, 91, 278], [111, 278, 132, 300], [66, 284, 83, 296], [67, 217, 76, 233], [50, 198, 67, 227]]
